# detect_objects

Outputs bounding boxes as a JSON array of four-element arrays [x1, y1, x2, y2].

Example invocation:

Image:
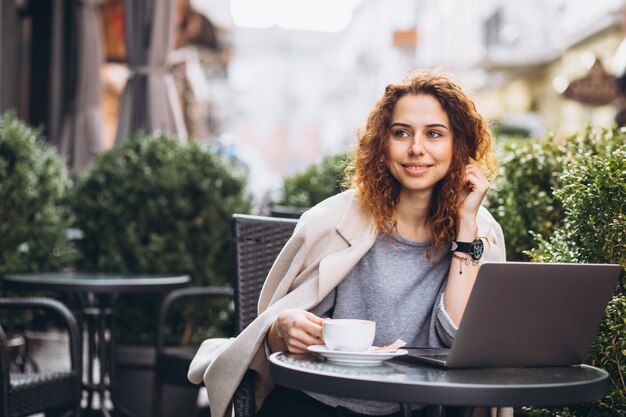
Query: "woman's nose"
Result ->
[[408, 136, 425, 155]]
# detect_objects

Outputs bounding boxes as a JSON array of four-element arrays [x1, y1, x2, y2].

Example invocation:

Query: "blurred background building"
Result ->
[[1, 0, 624, 200]]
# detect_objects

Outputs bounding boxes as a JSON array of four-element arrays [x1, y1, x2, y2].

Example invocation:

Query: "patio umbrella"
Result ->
[[114, 0, 188, 146], [59, 0, 105, 170]]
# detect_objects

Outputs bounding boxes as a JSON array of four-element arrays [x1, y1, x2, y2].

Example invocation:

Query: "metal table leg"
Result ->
[[82, 293, 131, 417], [427, 405, 445, 417], [400, 403, 412, 417]]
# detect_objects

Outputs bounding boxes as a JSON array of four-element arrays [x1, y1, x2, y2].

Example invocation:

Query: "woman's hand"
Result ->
[[267, 309, 324, 353], [457, 158, 489, 222]]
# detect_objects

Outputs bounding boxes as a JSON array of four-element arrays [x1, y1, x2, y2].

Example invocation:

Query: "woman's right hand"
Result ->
[[267, 309, 324, 353]]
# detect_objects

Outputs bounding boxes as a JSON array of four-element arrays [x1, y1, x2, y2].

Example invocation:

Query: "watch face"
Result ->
[[470, 240, 484, 260]]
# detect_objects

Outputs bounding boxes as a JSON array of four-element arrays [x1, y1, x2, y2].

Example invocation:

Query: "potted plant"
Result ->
[[70, 132, 251, 417], [0, 112, 73, 355], [0, 112, 72, 277]]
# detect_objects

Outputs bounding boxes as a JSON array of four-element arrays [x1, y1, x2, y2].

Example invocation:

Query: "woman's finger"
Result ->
[[292, 327, 322, 345], [305, 311, 324, 325], [276, 309, 324, 348], [286, 331, 320, 352], [301, 316, 323, 338], [465, 172, 489, 194], [464, 162, 489, 188], [287, 340, 310, 353]]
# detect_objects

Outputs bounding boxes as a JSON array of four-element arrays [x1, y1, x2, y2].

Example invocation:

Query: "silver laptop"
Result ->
[[408, 262, 621, 368]]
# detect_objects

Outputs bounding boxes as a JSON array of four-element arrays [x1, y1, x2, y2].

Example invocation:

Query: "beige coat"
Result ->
[[188, 189, 507, 417]]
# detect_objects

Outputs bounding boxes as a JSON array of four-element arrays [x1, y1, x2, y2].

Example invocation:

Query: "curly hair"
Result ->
[[346, 71, 497, 254]]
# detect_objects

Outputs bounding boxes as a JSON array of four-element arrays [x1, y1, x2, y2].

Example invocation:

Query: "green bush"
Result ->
[[527, 134, 626, 417], [528, 144, 626, 266], [486, 128, 626, 261], [278, 153, 349, 208], [484, 138, 565, 261], [71, 132, 251, 284], [0, 112, 72, 275], [70, 132, 251, 343]]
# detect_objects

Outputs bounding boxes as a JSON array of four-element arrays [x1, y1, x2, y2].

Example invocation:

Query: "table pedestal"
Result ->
[[78, 293, 134, 417]]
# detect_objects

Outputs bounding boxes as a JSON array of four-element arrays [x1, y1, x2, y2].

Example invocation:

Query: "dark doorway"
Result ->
[[0, 0, 75, 144]]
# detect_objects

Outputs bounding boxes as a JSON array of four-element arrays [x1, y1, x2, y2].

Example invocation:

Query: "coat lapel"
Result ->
[[317, 195, 377, 298]]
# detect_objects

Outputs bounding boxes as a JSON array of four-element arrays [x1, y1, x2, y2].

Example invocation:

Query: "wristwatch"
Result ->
[[450, 238, 484, 261]]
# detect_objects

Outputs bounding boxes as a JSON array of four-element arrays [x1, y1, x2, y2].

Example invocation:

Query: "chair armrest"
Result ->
[[0, 297, 82, 374], [156, 286, 234, 351], [0, 325, 10, 414]]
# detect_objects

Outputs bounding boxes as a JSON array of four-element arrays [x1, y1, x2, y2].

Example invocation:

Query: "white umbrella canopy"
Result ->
[[59, 0, 105, 170], [114, 0, 188, 146]]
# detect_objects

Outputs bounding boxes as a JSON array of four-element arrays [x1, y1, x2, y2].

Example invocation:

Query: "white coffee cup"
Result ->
[[322, 319, 376, 352]]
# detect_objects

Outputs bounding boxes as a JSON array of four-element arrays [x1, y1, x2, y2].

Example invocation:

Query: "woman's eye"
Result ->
[[393, 130, 410, 138], [427, 131, 442, 138]]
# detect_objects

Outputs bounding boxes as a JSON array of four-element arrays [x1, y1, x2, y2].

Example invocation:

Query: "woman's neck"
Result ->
[[394, 191, 432, 241]]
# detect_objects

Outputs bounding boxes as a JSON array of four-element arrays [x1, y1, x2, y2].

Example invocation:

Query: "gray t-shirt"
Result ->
[[307, 231, 457, 415]]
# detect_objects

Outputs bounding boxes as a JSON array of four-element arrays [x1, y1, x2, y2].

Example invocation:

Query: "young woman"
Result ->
[[189, 71, 507, 417]]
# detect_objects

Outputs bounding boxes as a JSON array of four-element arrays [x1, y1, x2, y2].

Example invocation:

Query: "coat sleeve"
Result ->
[[187, 337, 233, 384], [477, 206, 506, 263]]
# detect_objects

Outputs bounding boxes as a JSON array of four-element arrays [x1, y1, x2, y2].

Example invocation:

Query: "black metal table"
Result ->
[[269, 352, 610, 417], [3, 272, 190, 417]]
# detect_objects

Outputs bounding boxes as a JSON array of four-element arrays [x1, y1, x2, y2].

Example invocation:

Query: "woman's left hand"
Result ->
[[457, 158, 489, 221]]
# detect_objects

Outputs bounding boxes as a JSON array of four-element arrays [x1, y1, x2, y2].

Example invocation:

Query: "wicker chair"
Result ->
[[152, 286, 234, 417], [231, 214, 298, 417], [0, 297, 82, 417], [155, 214, 297, 417]]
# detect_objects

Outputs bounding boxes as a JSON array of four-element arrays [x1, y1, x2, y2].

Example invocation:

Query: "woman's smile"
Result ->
[[401, 161, 433, 175]]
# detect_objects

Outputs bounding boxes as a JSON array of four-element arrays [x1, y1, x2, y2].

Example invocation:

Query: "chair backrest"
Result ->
[[232, 214, 298, 335], [232, 214, 298, 417]]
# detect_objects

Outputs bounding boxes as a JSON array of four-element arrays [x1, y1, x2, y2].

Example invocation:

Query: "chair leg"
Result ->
[[445, 406, 475, 417], [399, 403, 412, 417], [427, 405, 445, 417], [44, 405, 73, 417], [152, 378, 164, 417], [196, 404, 211, 417], [458, 407, 474, 417]]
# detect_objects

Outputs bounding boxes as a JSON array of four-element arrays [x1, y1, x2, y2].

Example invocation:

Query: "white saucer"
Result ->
[[307, 344, 407, 366]]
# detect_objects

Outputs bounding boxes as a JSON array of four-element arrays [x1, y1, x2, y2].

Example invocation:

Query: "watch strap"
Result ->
[[450, 241, 472, 253]]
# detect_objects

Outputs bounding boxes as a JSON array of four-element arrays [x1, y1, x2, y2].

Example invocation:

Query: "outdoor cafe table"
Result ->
[[3, 272, 190, 417], [269, 351, 609, 417]]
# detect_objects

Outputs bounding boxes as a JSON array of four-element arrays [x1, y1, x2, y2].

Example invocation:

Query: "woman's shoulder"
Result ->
[[297, 189, 357, 230], [304, 189, 355, 218]]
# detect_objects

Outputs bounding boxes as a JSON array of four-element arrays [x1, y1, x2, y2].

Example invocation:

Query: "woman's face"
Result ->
[[385, 94, 454, 198]]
